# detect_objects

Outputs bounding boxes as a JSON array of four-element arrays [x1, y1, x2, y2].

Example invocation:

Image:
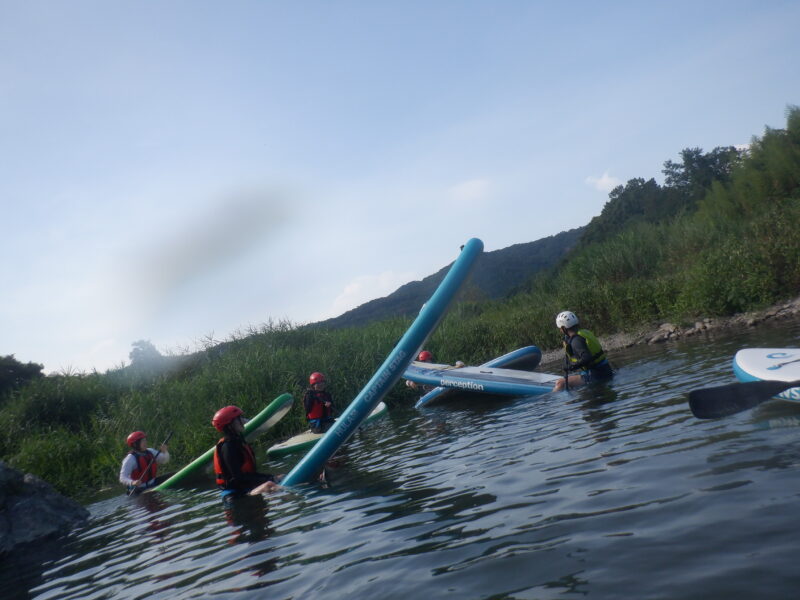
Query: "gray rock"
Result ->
[[0, 461, 89, 556]]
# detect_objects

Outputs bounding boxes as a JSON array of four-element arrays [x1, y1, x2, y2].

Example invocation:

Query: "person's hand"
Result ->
[[160, 444, 169, 452]]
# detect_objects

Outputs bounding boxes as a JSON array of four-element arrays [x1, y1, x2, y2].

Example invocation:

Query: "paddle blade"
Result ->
[[688, 380, 800, 419]]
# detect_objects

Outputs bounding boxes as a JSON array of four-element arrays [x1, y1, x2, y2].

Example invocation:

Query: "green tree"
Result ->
[[581, 178, 667, 246], [129, 340, 165, 374], [662, 146, 743, 201], [0, 354, 44, 399]]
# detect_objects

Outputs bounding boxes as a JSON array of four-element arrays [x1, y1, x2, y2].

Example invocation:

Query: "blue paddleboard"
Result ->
[[280, 238, 484, 486], [414, 345, 543, 408], [404, 362, 559, 397]]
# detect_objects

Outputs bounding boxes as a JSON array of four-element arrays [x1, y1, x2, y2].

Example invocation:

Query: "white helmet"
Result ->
[[556, 311, 579, 329]]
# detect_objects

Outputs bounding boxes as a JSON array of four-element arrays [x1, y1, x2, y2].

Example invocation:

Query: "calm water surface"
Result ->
[[14, 320, 800, 599]]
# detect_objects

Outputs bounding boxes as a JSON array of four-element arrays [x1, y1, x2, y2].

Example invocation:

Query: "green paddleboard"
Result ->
[[153, 393, 294, 491], [266, 401, 387, 458]]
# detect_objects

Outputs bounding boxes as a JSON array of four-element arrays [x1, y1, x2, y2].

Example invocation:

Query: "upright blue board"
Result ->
[[281, 238, 484, 486]]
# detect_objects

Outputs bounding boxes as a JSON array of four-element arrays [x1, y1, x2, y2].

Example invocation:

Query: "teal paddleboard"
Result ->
[[153, 393, 294, 491]]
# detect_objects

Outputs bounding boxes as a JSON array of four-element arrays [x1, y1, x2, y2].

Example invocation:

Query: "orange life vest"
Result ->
[[213, 437, 256, 488], [130, 451, 158, 484], [305, 389, 333, 420]]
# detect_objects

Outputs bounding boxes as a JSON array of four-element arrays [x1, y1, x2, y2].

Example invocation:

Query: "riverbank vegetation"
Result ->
[[2, 106, 798, 502]]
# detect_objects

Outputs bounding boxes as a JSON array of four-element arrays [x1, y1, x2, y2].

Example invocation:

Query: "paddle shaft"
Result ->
[[688, 380, 800, 419]]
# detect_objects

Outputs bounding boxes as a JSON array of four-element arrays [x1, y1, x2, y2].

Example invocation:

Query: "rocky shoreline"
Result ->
[[540, 296, 800, 367]]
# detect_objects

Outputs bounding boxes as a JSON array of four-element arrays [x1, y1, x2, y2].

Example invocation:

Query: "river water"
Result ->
[[11, 318, 800, 599]]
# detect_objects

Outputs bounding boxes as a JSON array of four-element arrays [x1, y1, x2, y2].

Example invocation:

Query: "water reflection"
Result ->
[[130, 491, 172, 540]]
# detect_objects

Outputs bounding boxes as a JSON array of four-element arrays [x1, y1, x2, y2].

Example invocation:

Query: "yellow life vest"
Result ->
[[564, 329, 606, 368]]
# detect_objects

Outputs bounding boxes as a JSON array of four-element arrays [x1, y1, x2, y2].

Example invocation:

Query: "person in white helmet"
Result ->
[[553, 311, 613, 391]]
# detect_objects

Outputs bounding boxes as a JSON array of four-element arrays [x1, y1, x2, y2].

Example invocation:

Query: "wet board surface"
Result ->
[[267, 402, 387, 457], [415, 345, 543, 408], [404, 362, 560, 397]]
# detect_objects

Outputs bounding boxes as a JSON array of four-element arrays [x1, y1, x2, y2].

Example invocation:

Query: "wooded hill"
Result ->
[[316, 227, 585, 329]]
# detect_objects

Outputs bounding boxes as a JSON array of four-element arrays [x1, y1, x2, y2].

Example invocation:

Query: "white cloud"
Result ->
[[447, 178, 491, 206], [585, 172, 622, 193], [326, 270, 420, 319]]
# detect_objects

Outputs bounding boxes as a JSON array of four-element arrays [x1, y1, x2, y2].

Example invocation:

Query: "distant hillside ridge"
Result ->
[[315, 227, 585, 329]]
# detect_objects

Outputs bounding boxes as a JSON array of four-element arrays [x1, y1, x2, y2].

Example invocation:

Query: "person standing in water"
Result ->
[[212, 405, 280, 496], [553, 310, 614, 392], [304, 372, 336, 433], [119, 431, 170, 493]]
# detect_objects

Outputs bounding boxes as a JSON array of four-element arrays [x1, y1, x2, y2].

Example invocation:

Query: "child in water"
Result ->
[[212, 405, 280, 496], [304, 372, 336, 433], [119, 431, 170, 493]]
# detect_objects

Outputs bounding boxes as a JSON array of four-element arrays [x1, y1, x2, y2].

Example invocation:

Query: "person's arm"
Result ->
[[149, 446, 170, 465], [567, 336, 594, 370], [119, 455, 138, 486], [303, 391, 314, 415]]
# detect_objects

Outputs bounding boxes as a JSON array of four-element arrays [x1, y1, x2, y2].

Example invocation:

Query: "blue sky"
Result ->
[[1, 1, 798, 373]]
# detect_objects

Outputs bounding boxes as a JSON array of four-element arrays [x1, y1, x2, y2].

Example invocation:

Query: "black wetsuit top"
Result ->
[[564, 333, 613, 380], [565, 334, 597, 371], [216, 435, 274, 493]]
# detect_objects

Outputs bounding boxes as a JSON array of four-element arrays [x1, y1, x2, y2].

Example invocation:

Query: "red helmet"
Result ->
[[212, 405, 243, 432], [126, 431, 147, 448], [418, 350, 433, 362], [309, 372, 326, 386]]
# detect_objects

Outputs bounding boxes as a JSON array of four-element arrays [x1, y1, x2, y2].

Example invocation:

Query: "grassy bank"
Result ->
[[2, 107, 799, 503]]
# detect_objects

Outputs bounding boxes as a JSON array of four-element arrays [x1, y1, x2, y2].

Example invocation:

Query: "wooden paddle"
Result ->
[[688, 380, 800, 419]]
